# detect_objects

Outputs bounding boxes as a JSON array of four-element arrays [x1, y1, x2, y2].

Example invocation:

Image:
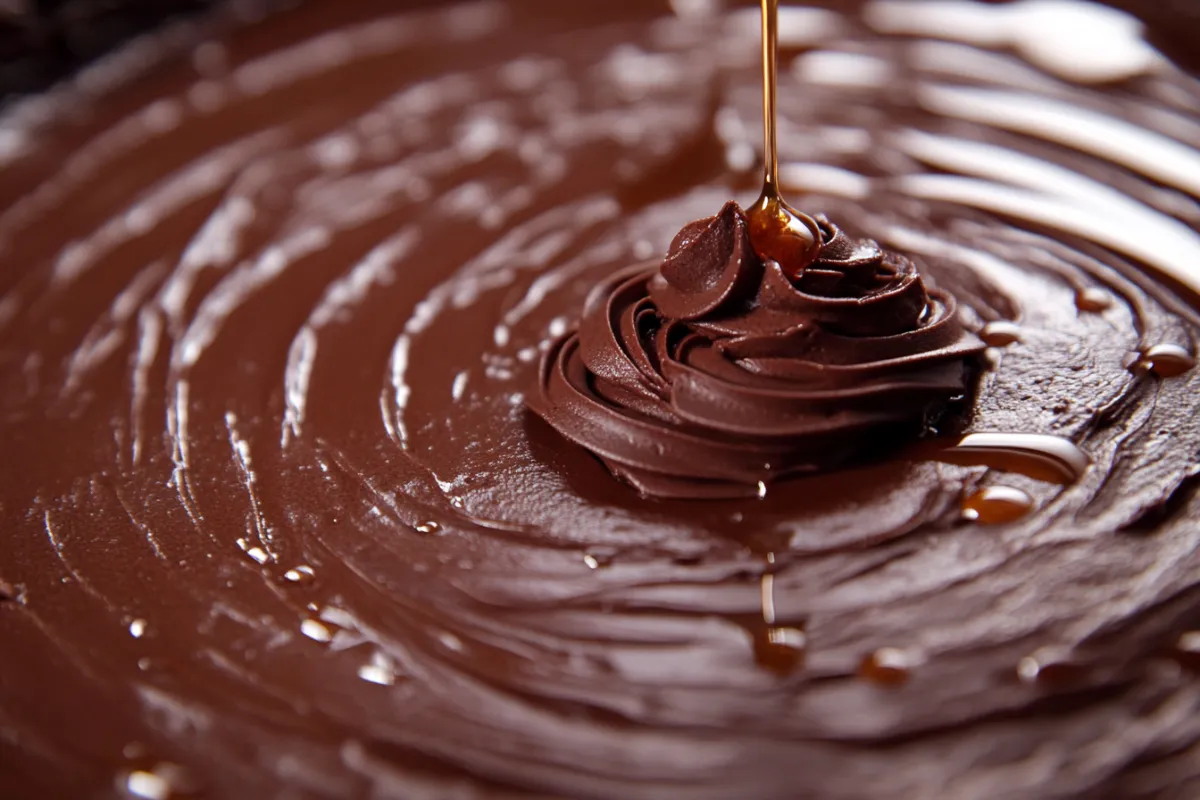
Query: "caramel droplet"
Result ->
[[357, 651, 398, 686], [980, 321, 1022, 347], [962, 486, 1034, 525], [414, 520, 441, 535], [1132, 343, 1196, 378], [859, 647, 919, 686], [1173, 630, 1200, 671], [123, 762, 199, 799], [282, 565, 316, 586], [583, 551, 615, 570], [1017, 647, 1087, 686], [747, 192, 822, 278], [754, 626, 807, 676], [1075, 287, 1111, 312]]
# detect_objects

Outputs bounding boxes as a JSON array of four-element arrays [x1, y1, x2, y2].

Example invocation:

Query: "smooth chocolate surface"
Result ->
[[1, 1, 1200, 798]]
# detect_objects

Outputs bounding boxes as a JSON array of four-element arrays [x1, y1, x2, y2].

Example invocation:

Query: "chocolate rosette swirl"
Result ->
[[531, 202, 985, 498]]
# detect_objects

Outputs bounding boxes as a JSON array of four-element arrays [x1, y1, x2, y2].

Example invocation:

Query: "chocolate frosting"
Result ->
[[1, 1, 1200, 799], [531, 202, 985, 497]]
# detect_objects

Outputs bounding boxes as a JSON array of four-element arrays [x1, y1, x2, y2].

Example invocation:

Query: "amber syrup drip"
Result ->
[[750, 553, 806, 675], [747, 0, 822, 278]]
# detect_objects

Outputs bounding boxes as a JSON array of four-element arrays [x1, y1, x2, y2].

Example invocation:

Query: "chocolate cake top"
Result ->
[[0, 1, 1198, 798]]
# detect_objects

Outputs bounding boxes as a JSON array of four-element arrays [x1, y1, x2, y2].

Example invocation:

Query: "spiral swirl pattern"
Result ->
[[533, 201, 985, 497], [0, 1, 1199, 798]]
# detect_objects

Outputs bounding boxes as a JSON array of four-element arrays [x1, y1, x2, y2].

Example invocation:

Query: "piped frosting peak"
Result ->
[[530, 202, 985, 498]]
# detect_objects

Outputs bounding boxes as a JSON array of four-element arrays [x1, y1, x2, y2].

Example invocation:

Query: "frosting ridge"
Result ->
[[530, 202, 986, 498]]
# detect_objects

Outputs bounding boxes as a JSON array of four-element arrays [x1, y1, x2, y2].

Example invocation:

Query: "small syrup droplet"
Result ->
[[859, 647, 919, 686], [128, 619, 147, 639], [1016, 647, 1086, 685], [753, 626, 807, 676], [961, 486, 1034, 525], [438, 631, 465, 652], [1172, 630, 1200, 671], [357, 652, 397, 686], [584, 549, 616, 570], [415, 520, 441, 535], [1132, 344, 1195, 378], [283, 565, 316, 585], [1075, 287, 1111, 312], [756, 480, 768, 499], [980, 321, 1022, 347], [300, 619, 332, 643], [122, 763, 196, 800], [125, 770, 171, 800], [244, 546, 270, 565]]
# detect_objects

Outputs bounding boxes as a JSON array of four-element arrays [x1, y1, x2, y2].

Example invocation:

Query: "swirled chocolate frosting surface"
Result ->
[[1, 0, 1200, 798], [531, 201, 985, 497]]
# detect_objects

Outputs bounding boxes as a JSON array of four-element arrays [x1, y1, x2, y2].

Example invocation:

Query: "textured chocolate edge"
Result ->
[[0, 0, 216, 100], [0, 0, 300, 102], [3, 0, 1195, 105]]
